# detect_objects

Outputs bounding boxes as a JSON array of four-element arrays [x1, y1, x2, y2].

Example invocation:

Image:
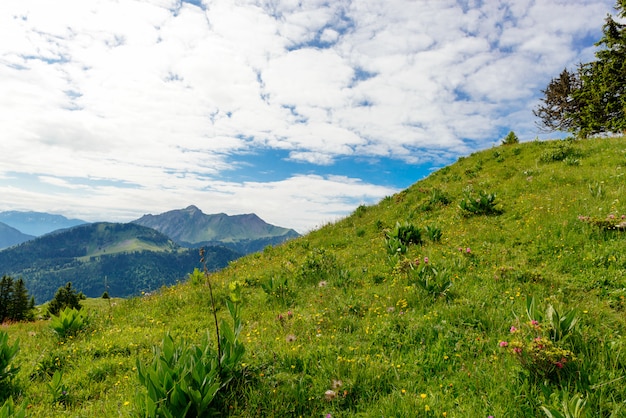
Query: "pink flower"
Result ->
[[424, 257, 429, 264], [513, 347, 522, 354], [499, 341, 508, 347], [466, 247, 471, 254], [530, 320, 539, 326], [510, 326, 517, 333]]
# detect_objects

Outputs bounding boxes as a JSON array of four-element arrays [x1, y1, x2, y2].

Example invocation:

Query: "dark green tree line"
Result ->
[[535, 0, 626, 137], [0, 275, 34, 323]]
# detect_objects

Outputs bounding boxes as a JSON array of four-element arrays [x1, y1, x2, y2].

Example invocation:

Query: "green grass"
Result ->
[[2, 136, 626, 417]]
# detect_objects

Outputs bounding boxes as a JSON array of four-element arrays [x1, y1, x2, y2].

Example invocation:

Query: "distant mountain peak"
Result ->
[[133, 206, 299, 254], [0, 210, 86, 236]]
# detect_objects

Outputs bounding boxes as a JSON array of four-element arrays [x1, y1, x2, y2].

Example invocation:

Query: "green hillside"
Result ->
[[2, 137, 626, 417]]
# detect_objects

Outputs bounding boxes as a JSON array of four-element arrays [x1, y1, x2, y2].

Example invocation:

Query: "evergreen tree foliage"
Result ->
[[0, 275, 34, 323], [535, 1, 626, 136], [47, 282, 85, 317]]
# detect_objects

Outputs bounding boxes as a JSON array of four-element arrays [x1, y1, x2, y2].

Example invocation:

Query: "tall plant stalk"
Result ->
[[200, 247, 222, 371]]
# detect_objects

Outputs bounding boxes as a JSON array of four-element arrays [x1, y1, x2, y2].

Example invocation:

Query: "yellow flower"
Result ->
[[123, 401, 130, 406], [420, 393, 427, 399], [401, 389, 406, 394]]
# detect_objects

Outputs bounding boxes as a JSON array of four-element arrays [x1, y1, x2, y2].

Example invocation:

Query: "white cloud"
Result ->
[[0, 0, 616, 231]]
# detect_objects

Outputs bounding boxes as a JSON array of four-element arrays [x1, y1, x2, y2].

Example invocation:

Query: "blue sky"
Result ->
[[0, 0, 616, 232]]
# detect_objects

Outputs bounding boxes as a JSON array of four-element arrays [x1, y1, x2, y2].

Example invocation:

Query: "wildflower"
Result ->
[[286, 334, 296, 343], [318, 281, 328, 287], [499, 341, 508, 347], [401, 389, 406, 394], [287, 310, 293, 318], [510, 326, 517, 333], [513, 347, 522, 354], [324, 390, 336, 401], [420, 393, 427, 399], [466, 247, 471, 253], [424, 257, 429, 264], [331, 379, 343, 390], [326, 414, 332, 418], [530, 320, 539, 326]]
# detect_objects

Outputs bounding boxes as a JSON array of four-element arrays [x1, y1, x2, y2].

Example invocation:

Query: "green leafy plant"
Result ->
[[136, 333, 221, 417], [409, 260, 452, 301], [187, 267, 205, 285], [261, 275, 294, 306], [501, 297, 580, 380], [47, 371, 69, 406], [385, 222, 422, 252], [136, 294, 244, 417], [50, 307, 89, 339], [541, 391, 587, 418], [136, 259, 245, 417], [459, 190, 501, 216], [425, 224, 443, 242], [0, 332, 19, 384], [0, 398, 26, 418]]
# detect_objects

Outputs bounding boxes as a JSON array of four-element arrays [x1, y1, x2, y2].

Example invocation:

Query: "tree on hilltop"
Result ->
[[535, 0, 626, 137]]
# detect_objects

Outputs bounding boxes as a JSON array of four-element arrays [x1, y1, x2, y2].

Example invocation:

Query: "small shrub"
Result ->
[[459, 190, 501, 216], [101, 291, 110, 299], [354, 205, 367, 217], [539, 142, 579, 163], [502, 131, 519, 145], [187, 267, 205, 285], [296, 249, 338, 285], [50, 307, 89, 339], [0, 332, 19, 384]]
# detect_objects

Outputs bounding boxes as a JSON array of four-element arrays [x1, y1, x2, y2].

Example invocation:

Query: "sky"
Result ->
[[0, 0, 616, 233]]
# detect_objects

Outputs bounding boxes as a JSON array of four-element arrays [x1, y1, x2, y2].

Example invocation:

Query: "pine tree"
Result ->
[[0, 276, 13, 323], [536, 1, 626, 136], [9, 279, 31, 322], [47, 282, 85, 316]]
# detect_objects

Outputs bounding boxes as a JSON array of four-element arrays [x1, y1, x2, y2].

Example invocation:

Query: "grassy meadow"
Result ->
[[1, 136, 626, 417]]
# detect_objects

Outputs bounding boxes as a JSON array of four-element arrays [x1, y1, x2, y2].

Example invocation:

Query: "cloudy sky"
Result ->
[[0, 0, 615, 232]]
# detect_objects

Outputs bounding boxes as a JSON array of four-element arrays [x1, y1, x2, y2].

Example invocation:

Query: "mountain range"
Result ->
[[0, 206, 299, 302], [133, 205, 300, 254]]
